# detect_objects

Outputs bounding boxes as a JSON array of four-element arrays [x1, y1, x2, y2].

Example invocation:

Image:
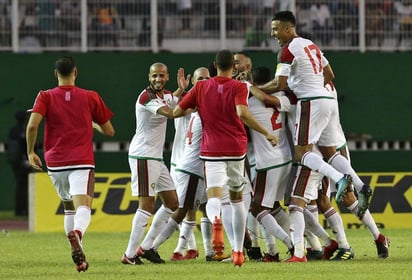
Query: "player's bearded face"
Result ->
[[149, 70, 169, 92]]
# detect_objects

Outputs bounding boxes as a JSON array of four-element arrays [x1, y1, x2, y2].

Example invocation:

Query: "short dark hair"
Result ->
[[234, 51, 252, 60], [208, 62, 217, 77], [215, 49, 234, 72], [55, 56, 76, 77], [272, 11, 296, 26], [252, 66, 272, 86]]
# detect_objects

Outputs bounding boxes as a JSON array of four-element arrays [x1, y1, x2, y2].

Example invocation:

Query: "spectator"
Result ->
[[92, 3, 118, 47]]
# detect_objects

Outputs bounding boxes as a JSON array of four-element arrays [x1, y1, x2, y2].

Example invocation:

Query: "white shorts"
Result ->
[[170, 165, 178, 187], [204, 160, 247, 192], [294, 98, 340, 147], [175, 171, 207, 209], [290, 165, 322, 202], [128, 158, 175, 197], [48, 169, 95, 200], [253, 163, 291, 208]]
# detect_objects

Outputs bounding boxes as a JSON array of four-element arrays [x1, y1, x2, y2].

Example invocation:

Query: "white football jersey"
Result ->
[[248, 91, 292, 170], [128, 89, 178, 159], [275, 37, 330, 99], [170, 114, 192, 167], [175, 112, 203, 177]]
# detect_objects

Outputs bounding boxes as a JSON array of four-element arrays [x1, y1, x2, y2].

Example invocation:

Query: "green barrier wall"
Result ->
[[1, 52, 412, 142], [1, 52, 411, 211]]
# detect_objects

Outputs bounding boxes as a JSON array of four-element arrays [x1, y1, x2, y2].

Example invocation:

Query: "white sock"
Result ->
[[261, 225, 278, 255], [324, 207, 350, 249], [243, 192, 252, 212], [231, 200, 246, 252], [304, 230, 322, 251], [206, 197, 221, 224], [289, 205, 305, 258], [176, 219, 196, 253], [247, 212, 260, 247], [200, 217, 214, 257], [125, 209, 151, 257], [302, 152, 343, 183], [64, 209, 75, 234], [305, 204, 319, 220], [329, 153, 364, 192], [257, 210, 292, 249], [271, 206, 290, 233], [221, 202, 234, 249], [187, 231, 197, 251], [347, 201, 380, 240], [303, 208, 332, 246], [152, 217, 178, 250], [140, 205, 173, 250], [73, 206, 91, 236]]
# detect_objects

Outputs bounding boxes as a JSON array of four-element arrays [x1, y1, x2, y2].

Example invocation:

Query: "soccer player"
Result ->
[[251, 78, 389, 259], [173, 49, 278, 267], [254, 11, 378, 262], [168, 67, 197, 260], [151, 67, 210, 261], [121, 63, 187, 265], [26, 56, 115, 272], [247, 66, 294, 261], [231, 51, 265, 261]]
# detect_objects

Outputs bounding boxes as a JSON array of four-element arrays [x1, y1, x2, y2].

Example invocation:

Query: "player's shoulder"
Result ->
[[138, 87, 157, 104], [36, 87, 58, 99], [163, 89, 173, 96], [288, 37, 316, 51]]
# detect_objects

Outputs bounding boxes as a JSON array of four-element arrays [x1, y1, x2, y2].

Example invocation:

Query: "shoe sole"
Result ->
[[67, 231, 86, 265], [206, 254, 231, 261], [357, 188, 373, 217], [121, 255, 143, 265], [336, 176, 352, 203], [285, 257, 307, 262]]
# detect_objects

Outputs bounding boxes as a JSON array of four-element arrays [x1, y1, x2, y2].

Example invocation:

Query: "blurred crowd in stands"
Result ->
[[0, 0, 411, 51]]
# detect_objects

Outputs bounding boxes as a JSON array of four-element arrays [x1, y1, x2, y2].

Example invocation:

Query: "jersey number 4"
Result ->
[[304, 44, 323, 74]]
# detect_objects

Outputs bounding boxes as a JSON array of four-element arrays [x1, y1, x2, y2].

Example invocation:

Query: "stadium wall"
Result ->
[[0, 52, 411, 211]]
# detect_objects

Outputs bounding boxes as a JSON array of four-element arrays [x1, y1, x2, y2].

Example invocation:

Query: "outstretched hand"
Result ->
[[177, 67, 191, 91]]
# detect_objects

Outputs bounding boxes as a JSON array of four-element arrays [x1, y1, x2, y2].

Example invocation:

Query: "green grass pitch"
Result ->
[[0, 228, 410, 280]]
